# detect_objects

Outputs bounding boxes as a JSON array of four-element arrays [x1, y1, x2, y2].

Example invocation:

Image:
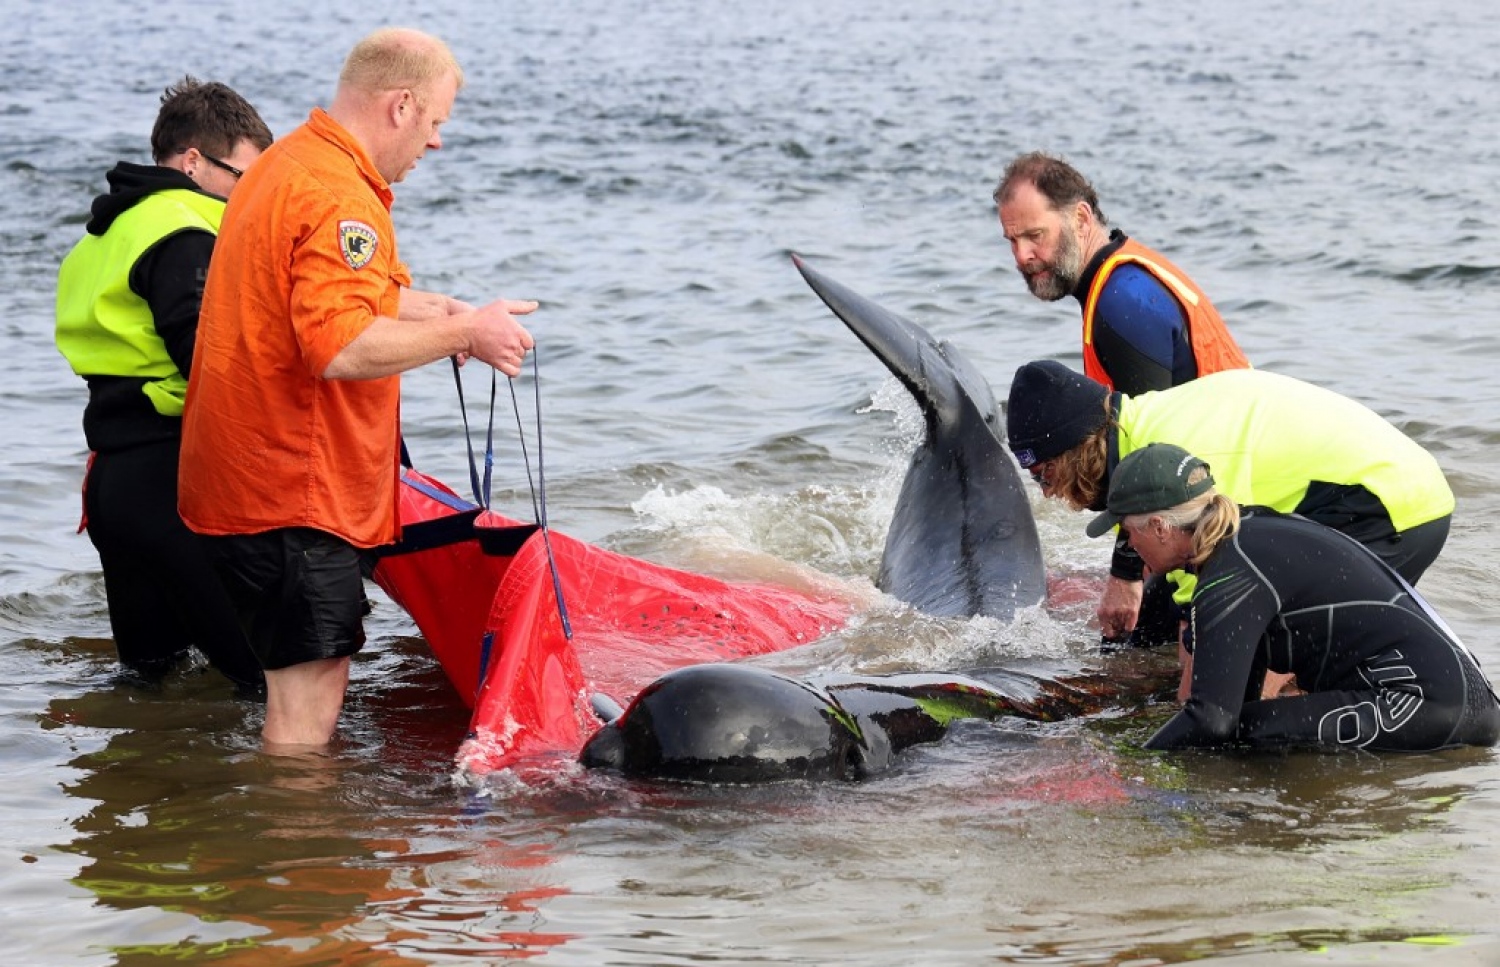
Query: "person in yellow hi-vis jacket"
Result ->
[[1004, 360, 1454, 660], [55, 77, 273, 690]]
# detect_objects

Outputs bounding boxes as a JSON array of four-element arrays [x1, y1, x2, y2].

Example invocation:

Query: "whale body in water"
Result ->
[[579, 264, 1067, 783], [579, 662, 1100, 783]]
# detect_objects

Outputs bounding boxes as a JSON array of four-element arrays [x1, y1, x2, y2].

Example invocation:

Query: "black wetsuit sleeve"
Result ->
[[1143, 545, 1281, 750], [129, 228, 215, 376]]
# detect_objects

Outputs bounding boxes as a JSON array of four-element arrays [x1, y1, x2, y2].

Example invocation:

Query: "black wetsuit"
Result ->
[[1146, 508, 1499, 752]]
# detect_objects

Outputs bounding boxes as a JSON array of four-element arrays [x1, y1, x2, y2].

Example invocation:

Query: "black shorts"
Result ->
[[209, 528, 371, 671]]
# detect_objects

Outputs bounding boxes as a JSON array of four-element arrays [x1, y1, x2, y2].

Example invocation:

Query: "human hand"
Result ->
[[1096, 575, 1144, 641], [467, 298, 538, 377]]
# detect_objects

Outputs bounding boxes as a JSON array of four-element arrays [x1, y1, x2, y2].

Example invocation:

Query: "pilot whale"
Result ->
[[792, 256, 1046, 619], [579, 663, 1099, 782]]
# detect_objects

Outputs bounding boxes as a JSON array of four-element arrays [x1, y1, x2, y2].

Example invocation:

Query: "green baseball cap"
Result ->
[[1085, 443, 1215, 538]]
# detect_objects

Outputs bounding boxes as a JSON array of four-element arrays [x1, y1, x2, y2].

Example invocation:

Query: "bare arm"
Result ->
[[322, 293, 538, 380], [398, 287, 467, 322]]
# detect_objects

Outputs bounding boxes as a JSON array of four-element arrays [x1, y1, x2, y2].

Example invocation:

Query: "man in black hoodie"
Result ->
[[55, 77, 273, 690]]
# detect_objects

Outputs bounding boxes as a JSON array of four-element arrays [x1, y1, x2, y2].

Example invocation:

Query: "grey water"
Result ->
[[4, 0, 1500, 963]]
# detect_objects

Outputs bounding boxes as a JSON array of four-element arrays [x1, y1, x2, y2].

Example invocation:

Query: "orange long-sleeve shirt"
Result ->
[[180, 108, 413, 547]]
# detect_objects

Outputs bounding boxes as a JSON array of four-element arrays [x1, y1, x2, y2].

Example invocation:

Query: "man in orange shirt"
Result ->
[[180, 27, 536, 749]]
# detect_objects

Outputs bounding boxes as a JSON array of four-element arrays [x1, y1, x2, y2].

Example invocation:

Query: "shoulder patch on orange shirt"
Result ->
[[338, 220, 379, 270]]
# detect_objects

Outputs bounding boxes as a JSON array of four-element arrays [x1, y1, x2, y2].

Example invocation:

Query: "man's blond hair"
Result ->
[[339, 28, 464, 98]]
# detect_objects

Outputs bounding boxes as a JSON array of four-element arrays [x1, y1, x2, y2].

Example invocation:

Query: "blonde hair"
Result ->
[[339, 28, 464, 99], [1122, 467, 1240, 567], [1044, 396, 1113, 510]]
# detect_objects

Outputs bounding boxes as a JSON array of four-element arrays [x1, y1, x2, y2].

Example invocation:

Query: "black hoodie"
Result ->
[[71, 162, 222, 452]]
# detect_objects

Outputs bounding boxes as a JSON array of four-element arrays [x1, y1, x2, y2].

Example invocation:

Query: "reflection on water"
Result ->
[[42, 644, 585, 962], [34, 637, 1497, 963]]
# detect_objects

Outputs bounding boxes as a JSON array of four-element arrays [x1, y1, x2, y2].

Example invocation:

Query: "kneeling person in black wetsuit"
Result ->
[[1087, 443, 1499, 752]]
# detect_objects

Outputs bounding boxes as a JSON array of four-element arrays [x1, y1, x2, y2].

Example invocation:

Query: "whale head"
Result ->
[[580, 663, 889, 782]]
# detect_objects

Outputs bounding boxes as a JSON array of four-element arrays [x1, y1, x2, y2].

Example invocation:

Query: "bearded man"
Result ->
[[994, 152, 1248, 394]]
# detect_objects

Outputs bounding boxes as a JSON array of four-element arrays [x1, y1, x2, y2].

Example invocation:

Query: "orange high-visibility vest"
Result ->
[[1080, 238, 1249, 390]]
